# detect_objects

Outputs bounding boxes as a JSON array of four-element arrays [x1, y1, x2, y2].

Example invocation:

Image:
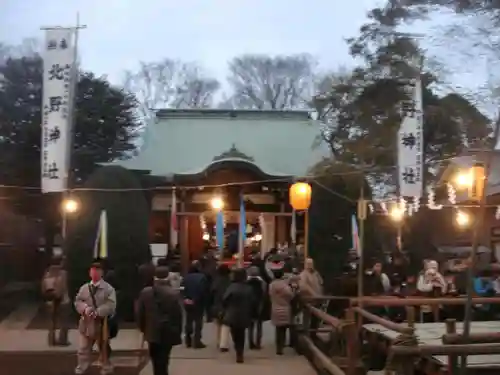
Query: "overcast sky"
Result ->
[[0, 0, 491, 106], [1, 0, 389, 83]]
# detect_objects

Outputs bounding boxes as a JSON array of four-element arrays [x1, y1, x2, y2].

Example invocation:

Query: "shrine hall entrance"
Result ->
[[148, 152, 299, 268]]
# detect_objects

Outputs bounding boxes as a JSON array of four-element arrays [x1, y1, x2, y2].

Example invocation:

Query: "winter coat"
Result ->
[[222, 281, 255, 328], [269, 278, 295, 327], [211, 275, 231, 319], [182, 272, 208, 308], [247, 276, 266, 320], [136, 279, 183, 345]]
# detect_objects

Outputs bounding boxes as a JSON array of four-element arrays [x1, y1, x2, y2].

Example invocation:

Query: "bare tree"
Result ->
[[226, 53, 317, 110], [123, 59, 220, 120], [0, 38, 39, 66]]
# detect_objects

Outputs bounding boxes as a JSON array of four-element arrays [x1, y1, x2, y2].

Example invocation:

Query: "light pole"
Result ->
[[389, 206, 404, 252], [453, 162, 488, 375], [61, 198, 79, 240], [289, 182, 312, 267]]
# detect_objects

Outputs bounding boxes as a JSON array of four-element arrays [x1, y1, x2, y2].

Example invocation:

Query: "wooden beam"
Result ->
[[176, 211, 293, 216]]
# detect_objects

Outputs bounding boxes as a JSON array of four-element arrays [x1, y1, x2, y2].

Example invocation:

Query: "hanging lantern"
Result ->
[[468, 162, 486, 201], [289, 182, 312, 211]]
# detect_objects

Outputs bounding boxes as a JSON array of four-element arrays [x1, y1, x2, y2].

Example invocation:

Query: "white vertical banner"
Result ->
[[397, 73, 424, 197], [41, 29, 75, 193]]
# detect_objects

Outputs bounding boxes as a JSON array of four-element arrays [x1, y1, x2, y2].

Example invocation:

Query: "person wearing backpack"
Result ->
[[41, 255, 70, 346], [136, 265, 183, 375]]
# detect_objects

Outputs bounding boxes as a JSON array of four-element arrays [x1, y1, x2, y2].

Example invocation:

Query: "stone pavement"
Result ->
[[0, 321, 315, 375]]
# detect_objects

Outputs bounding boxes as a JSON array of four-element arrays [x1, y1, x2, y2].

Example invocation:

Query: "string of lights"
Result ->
[[0, 153, 466, 193]]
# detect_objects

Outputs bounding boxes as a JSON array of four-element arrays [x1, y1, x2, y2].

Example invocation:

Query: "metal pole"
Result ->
[[460, 119, 500, 374]]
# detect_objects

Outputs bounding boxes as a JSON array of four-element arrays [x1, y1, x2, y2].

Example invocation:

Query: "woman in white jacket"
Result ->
[[417, 260, 447, 294], [417, 260, 447, 322]]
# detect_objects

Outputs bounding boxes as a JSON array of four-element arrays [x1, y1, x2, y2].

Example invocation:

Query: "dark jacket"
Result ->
[[247, 277, 266, 320], [138, 263, 155, 289], [211, 275, 231, 319], [182, 272, 208, 307], [136, 279, 183, 344], [222, 282, 255, 328]]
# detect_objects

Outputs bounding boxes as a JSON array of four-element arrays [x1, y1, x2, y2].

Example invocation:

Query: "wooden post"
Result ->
[[446, 319, 458, 375], [345, 308, 358, 375], [303, 209, 309, 265], [406, 306, 415, 329]]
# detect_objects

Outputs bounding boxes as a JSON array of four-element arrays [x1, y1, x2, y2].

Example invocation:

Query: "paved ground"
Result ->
[[0, 300, 315, 375]]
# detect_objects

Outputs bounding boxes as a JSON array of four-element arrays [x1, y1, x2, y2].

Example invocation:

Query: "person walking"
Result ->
[[41, 254, 70, 346], [166, 262, 182, 291], [299, 258, 323, 335], [211, 264, 231, 352], [136, 265, 183, 375], [246, 266, 266, 349], [269, 268, 295, 355], [74, 259, 116, 375], [222, 268, 254, 363], [181, 262, 208, 348]]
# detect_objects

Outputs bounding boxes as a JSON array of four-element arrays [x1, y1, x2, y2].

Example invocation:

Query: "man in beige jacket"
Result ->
[[299, 258, 323, 334], [74, 260, 117, 375], [299, 258, 323, 298]]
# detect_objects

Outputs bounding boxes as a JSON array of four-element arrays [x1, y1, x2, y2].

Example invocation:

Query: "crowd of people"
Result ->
[[40, 249, 324, 375], [41, 245, 500, 375], [353, 257, 500, 322]]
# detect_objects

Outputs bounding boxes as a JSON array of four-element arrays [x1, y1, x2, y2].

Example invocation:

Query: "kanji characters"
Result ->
[[402, 167, 416, 184], [47, 162, 60, 179], [48, 64, 71, 81], [47, 39, 57, 50], [48, 127, 61, 142], [49, 96, 63, 112], [401, 100, 417, 118], [401, 133, 416, 148]]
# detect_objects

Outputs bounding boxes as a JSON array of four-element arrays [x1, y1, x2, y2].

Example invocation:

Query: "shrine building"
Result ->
[[115, 109, 329, 266]]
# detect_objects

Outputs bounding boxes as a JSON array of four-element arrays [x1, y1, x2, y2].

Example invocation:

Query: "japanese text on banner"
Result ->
[[41, 29, 75, 193], [398, 77, 424, 197]]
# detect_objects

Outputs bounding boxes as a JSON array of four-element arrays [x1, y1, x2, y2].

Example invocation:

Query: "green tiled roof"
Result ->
[[115, 109, 330, 177]]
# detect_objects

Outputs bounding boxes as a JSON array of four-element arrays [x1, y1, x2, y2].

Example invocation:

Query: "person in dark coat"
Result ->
[[211, 264, 231, 352], [138, 262, 155, 289], [200, 250, 217, 322], [136, 266, 183, 375], [222, 268, 254, 363], [181, 262, 208, 348], [246, 266, 266, 349]]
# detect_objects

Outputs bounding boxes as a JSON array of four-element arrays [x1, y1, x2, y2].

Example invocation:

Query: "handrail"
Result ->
[[301, 335, 346, 375], [391, 343, 500, 356], [351, 296, 500, 307], [352, 307, 414, 334], [305, 304, 344, 329], [443, 332, 500, 345]]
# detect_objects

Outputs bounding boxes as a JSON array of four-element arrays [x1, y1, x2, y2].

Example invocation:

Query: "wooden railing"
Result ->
[[296, 295, 500, 375]]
